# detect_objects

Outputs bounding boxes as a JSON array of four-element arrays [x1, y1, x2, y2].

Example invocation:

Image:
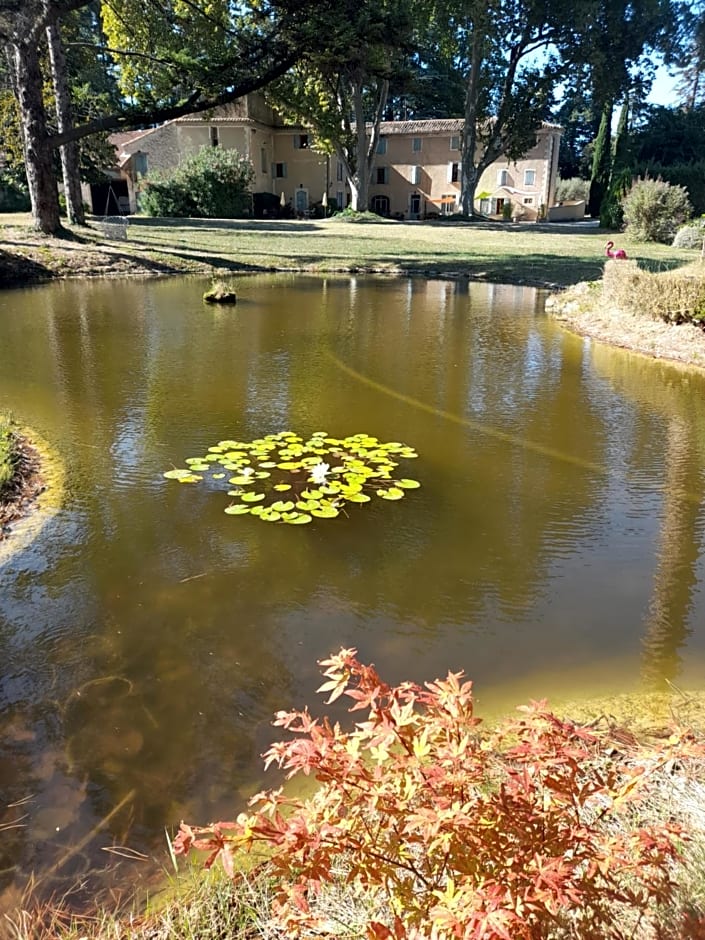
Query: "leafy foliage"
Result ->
[[622, 176, 692, 242], [140, 147, 255, 219], [163, 431, 420, 524], [173, 649, 703, 939]]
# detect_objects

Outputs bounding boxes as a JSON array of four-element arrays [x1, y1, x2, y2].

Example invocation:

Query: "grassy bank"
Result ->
[[0, 417, 18, 495], [1, 212, 702, 289]]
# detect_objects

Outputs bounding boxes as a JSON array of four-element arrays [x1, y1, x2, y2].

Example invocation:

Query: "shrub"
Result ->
[[621, 176, 692, 243], [0, 173, 31, 212], [139, 146, 255, 219], [174, 649, 703, 940], [673, 218, 705, 250], [555, 177, 589, 203]]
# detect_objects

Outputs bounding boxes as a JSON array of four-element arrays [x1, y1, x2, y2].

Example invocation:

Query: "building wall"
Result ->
[[110, 98, 562, 219]]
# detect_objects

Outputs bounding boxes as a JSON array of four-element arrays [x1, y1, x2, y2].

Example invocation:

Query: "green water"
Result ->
[[0, 273, 704, 909]]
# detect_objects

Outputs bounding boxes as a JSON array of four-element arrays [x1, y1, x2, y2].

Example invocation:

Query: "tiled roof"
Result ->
[[378, 119, 464, 135], [376, 118, 562, 135], [109, 127, 155, 150]]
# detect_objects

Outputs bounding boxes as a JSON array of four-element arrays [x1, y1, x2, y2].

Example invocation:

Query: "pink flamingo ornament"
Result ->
[[605, 240, 628, 259]]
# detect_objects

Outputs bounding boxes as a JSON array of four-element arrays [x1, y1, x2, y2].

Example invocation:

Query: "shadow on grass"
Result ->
[[0, 249, 54, 287]]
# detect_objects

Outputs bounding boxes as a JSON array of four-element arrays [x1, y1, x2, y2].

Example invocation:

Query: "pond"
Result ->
[[0, 274, 704, 911]]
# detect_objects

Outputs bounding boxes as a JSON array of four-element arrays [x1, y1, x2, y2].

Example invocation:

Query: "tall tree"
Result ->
[[266, 0, 415, 212], [0, 0, 330, 233], [428, 0, 566, 216]]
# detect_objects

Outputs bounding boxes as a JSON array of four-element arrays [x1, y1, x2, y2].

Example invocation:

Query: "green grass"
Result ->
[[0, 416, 17, 495], [3, 212, 701, 289], [122, 216, 698, 288]]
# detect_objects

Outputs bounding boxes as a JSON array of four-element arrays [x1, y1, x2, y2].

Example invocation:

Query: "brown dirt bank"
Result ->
[[0, 431, 45, 540], [546, 279, 705, 372]]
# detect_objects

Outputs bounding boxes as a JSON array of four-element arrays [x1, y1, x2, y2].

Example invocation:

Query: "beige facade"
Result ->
[[102, 95, 562, 221]]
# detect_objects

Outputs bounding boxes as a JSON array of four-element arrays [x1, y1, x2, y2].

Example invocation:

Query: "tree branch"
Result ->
[[48, 50, 299, 148]]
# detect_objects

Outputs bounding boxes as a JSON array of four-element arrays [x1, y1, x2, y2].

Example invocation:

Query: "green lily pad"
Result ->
[[311, 505, 339, 518], [377, 488, 404, 500], [397, 479, 421, 489], [241, 492, 265, 503], [163, 469, 191, 480], [273, 483, 292, 492], [259, 461, 277, 468], [271, 500, 295, 512], [177, 475, 202, 483], [344, 492, 371, 503], [286, 513, 312, 524], [224, 504, 251, 515], [260, 509, 281, 522], [277, 461, 302, 470], [212, 473, 226, 480], [250, 505, 264, 516], [228, 476, 255, 485], [296, 500, 318, 511]]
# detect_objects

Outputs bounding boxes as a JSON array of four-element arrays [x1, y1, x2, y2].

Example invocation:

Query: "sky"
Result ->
[[647, 64, 680, 106]]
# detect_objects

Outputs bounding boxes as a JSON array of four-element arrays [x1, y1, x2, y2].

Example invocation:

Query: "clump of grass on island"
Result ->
[[203, 280, 238, 304], [602, 259, 705, 327]]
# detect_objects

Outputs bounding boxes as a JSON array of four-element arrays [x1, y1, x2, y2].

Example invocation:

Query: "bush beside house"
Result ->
[[139, 147, 255, 219]]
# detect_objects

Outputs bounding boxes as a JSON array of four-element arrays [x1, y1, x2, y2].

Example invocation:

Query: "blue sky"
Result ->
[[648, 65, 679, 105]]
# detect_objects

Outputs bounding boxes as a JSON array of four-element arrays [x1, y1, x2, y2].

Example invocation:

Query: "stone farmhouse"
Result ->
[[90, 93, 572, 222]]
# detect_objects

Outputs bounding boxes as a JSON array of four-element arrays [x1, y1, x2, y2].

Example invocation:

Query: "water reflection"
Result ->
[[0, 275, 704, 909], [590, 345, 705, 687]]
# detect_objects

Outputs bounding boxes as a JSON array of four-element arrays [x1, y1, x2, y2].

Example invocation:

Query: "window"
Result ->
[[294, 133, 309, 149], [497, 168, 508, 186], [441, 194, 455, 216], [337, 190, 344, 209], [450, 162, 460, 183], [261, 147, 267, 173], [273, 162, 287, 179], [133, 152, 148, 176], [411, 165, 421, 185], [336, 162, 344, 182], [371, 195, 390, 216], [524, 168, 536, 186], [412, 137, 422, 152], [376, 137, 387, 154], [450, 135, 460, 150], [210, 126, 219, 147], [376, 166, 389, 184], [523, 197, 534, 205]]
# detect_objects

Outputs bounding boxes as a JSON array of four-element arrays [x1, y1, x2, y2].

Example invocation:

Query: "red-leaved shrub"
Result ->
[[174, 649, 702, 939]]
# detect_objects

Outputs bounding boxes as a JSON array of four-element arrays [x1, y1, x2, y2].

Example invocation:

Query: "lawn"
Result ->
[[1, 213, 701, 288]]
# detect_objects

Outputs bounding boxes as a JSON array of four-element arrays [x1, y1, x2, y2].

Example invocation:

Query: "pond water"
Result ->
[[0, 274, 704, 911]]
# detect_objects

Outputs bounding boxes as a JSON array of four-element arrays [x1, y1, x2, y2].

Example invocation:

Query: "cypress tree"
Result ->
[[588, 101, 612, 219]]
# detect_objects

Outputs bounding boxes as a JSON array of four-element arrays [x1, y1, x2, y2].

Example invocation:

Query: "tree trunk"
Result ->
[[12, 39, 61, 234], [47, 20, 85, 225], [459, 27, 483, 216]]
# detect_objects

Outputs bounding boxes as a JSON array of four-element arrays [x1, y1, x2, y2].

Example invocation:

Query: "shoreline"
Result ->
[[545, 280, 705, 372]]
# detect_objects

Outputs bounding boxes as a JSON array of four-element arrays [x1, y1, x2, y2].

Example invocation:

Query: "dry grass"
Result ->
[[602, 259, 705, 325]]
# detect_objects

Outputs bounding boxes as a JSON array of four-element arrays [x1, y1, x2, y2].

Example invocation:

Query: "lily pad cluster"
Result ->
[[163, 431, 420, 525]]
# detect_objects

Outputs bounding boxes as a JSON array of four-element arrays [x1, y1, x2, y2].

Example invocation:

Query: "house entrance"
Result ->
[[370, 195, 390, 217], [495, 198, 505, 216], [409, 193, 421, 219], [294, 189, 309, 216]]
